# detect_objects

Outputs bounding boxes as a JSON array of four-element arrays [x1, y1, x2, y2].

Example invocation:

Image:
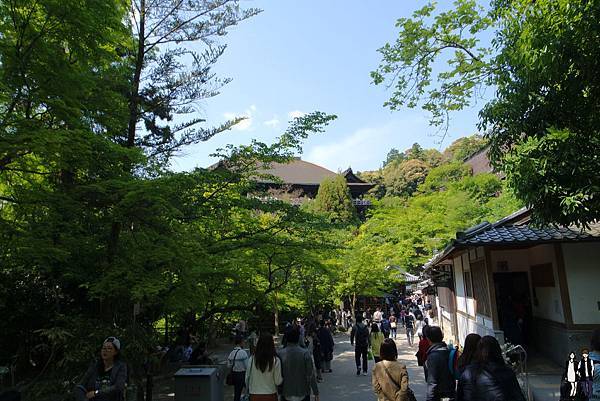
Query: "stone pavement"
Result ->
[[319, 331, 427, 401], [152, 331, 429, 401]]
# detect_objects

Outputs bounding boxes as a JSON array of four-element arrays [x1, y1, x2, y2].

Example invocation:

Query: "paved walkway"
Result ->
[[153, 331, 429, 401], [319, 332, 427, 401]]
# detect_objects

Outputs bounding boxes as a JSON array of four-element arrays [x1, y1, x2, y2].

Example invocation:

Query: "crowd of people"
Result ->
[[68, 300, 600, 401]]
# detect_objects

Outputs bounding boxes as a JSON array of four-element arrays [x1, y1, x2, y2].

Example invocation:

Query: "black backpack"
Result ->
[[355, 324, 369, 346]]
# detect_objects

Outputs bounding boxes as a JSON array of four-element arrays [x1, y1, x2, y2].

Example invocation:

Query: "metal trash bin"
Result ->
[[174, 367, 224, 401]]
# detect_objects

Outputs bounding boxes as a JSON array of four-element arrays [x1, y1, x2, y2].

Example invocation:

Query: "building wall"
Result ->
[[452, 249, 497, 345], [490, 244, 564, 323], [562, 242, 600, 325]]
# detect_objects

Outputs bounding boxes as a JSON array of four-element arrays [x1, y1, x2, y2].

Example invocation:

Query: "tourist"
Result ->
[[236, 319, 248, 338], [589, 328, 600, 400], [189, 341, 213, 365], [381, 315, 391, 339], [416, 315, 426, 340], [457, 335, 525, 401], [405, 311, 415, 346], [373, 307, 383, 327], [372, 338, 410, 401], [317, 320, 334, 373], [309, 327, 323, 382], [425, 326, 456, 401], [279, 327, 320, 401], [416, 325, 432, 378], [74, 337, 127, 401], [228, 336, 249, 401], [390, 314, 398, 339], [399, 307, 406, 328], [245, 333, 282, 401], [370, 323, 385, 364], [456, 333, 481, 376], [351, 315, 371, 376]]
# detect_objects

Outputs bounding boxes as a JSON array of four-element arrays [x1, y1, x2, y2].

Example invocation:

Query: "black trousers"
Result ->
[[355, 345, 368, 372], [232, 371, 246, 401]]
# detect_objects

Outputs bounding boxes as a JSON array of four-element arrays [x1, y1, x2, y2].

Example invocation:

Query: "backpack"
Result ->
[[355, 324, 369, 346], [448, 346, 460, 380], [414, 309, 423, 321]]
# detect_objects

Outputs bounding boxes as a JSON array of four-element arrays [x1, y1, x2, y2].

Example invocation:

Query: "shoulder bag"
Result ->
[[226, 349, 240, 386], [381, 362, 417, 401]]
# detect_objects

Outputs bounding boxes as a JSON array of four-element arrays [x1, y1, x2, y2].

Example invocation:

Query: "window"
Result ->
[[471, 260, 492, 317], [463, 271, 473, 298]]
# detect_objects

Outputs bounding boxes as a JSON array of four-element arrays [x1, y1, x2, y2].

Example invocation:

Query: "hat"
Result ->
[[103, 336, 121, 351]]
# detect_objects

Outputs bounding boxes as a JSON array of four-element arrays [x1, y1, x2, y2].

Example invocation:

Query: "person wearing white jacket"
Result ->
[[245, 334, 283, 401]]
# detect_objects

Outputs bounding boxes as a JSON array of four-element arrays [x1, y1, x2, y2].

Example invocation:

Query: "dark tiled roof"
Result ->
[[455, 224, 600, 246], [423, 207, 600, 269], [256, 159, 373, 187]]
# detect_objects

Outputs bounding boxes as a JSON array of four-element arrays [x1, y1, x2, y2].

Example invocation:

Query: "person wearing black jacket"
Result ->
[[425, 326, 456, 401], [317, 320, 334, 373], [74, 337, 128, 401], [457, 335, 526, 401]]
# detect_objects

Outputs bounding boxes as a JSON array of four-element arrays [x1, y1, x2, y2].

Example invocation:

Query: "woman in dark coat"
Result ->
[[317, 320, 334, 373], [74, 337, 128, 401], [457, 335, 525, 401], [457, 333, 481, 375]]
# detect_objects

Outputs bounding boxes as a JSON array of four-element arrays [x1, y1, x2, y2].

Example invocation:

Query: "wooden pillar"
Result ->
[[484, 248, 500, 330], [554, 243, 574, 327]]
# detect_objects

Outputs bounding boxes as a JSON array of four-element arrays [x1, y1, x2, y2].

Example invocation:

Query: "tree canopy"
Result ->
[[372, 0, 600, 226]]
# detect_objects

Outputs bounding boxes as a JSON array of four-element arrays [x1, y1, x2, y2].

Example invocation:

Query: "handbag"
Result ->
[[381, 362, 417, 401], [367, 347, 374, 361], [226, 349, 240, 386]]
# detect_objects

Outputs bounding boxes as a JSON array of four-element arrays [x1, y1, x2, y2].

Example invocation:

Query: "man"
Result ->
[[373, 307, 383, 326], [425, 326, 456, 401], [380, 315, 391, 339], [405, 311, 415, 346], [227, 336, 248, 401], [350, 315, 371, 376], [279, 327, 320, 401]]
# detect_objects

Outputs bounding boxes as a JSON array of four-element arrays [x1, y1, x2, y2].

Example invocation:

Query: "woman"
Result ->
[[372, 338, 410, 401], [370, 323, 385, 364], [245, 334, 283, 401], [317, 320, 334, 373], [228, 336, 249, 401], [309, 327, 323, 382], [457, 333, 481, 375], [74, 337, 127, 401], [457, 335, 526, 401], [390, 314, 398, 339], [416, 325, 431, 375]]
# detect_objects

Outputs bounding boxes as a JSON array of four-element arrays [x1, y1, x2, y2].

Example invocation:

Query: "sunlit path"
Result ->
[[318, 333, 427, 401]]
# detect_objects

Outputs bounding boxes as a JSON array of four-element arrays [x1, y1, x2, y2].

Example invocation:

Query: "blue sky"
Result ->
[[171, 0, 485, 173]]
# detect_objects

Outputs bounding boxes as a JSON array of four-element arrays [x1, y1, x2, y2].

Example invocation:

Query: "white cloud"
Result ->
[[304, 118, 427, 172], [223, 105, 257, 131], [264, 117, 280, 128], [288, 110, 306, 119]]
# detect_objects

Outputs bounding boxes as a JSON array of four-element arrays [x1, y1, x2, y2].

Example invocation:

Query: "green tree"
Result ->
[[312, 174, 357, 223], [443, 135, 488, 162], [372, 0, 600, 226], [383, 148, 405, 166], [383, 158, 430, 197]]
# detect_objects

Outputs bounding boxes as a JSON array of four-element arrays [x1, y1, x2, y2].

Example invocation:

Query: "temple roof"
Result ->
[[255, 158, 372, 187]]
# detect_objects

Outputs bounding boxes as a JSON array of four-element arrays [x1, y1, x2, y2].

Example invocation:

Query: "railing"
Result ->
[[503, 343, 530, 401], [352, 199, 371, 206]]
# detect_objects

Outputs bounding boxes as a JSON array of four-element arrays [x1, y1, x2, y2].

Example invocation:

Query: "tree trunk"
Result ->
[[127, 0, 146, 148], [351, 292, 357, 321]]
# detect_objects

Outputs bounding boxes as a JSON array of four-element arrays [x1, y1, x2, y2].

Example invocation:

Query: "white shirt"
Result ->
[[373, 311, 383, 322], [245, 356, 283, 394], [227, 347, 248, 372]]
